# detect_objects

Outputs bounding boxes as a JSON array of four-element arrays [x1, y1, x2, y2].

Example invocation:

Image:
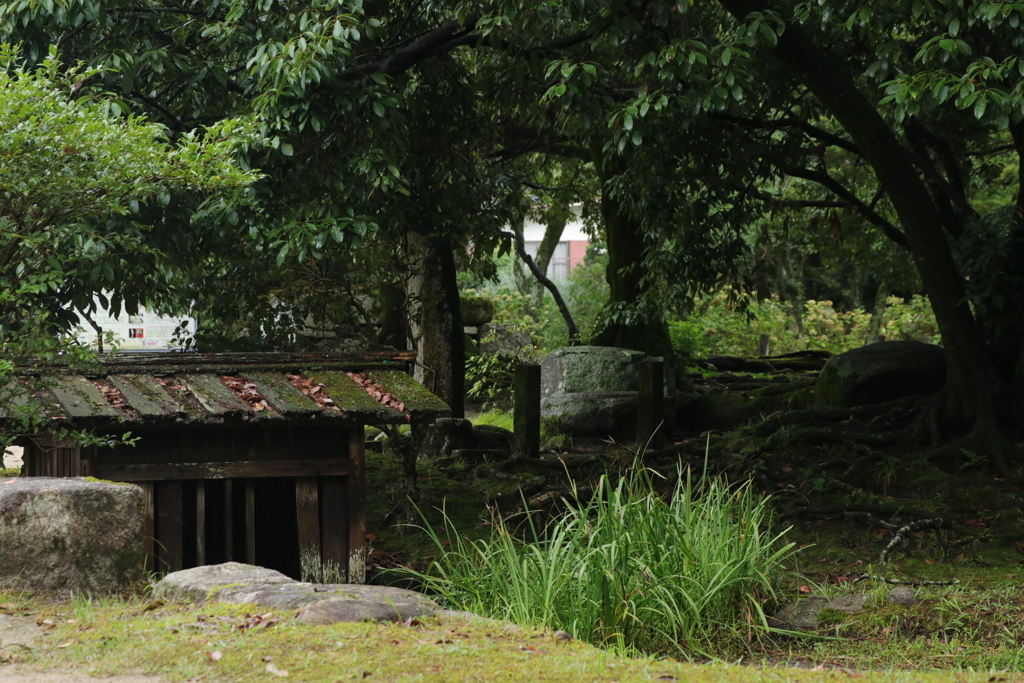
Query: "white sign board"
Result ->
[[74, 304, 196, 352]]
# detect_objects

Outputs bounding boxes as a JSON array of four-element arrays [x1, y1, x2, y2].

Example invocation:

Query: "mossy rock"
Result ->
[[540, 346, 650, 397], [461, 296, 496, 326], [815, 340, 945, 408], [0, 477, 145, 594]]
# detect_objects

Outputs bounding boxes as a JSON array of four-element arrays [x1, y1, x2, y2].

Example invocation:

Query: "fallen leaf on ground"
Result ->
[[266, 662, 289, 677]]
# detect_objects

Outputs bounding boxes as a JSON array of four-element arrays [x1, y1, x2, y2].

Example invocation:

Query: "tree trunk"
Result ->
[[590, 153, 672, 357], [406, 230, 464, 417], [864, 282, 888, 345], [718, 0, 1006, 438], [529, 214, 568, 309]]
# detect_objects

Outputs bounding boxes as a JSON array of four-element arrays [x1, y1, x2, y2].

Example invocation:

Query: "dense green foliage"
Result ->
[[671, 293, 940, 358], [0, 44, 258, 447]]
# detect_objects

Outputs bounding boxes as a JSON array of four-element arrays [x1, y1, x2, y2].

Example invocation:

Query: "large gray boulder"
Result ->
[[541, 346, 667, 439], [540, 346, 647, 398], [0, 477, 145, 594], [815, 341, 946, 408], [540, 392, 638, 438], [155, 562, 439, 623]]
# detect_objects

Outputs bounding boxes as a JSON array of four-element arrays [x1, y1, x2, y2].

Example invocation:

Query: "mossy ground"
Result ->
[[2, 594, 1021, 682]]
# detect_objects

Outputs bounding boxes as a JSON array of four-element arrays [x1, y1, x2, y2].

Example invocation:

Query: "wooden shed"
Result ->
[[4, 352, 449, 582]]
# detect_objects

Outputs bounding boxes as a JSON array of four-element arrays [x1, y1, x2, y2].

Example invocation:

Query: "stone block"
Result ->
[[0, 477, 145, 594]]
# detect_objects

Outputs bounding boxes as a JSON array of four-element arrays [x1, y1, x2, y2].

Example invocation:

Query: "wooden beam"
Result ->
[[347, 427, 366, 583], [295, 478, 321, 578], [93, 459, 351, 482]]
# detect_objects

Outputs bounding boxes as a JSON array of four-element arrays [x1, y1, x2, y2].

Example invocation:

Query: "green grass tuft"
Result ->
[[403, 460, 797, 659]]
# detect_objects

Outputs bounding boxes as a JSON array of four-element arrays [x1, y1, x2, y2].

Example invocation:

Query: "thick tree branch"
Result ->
[[902, 117, 974, 238], [712, 112, 863, 156], [334, 15, 597, 83], [719, 0, 998, 434], [508, 223, 580, 344], [781, 165, 908, 247]]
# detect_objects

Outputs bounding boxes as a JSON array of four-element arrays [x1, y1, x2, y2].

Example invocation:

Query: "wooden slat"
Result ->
[[0, 382, 35, 419], [196, 480, 206, 567], [367, 370, 450, 417], [51, 376, 120, 418], [14, 350, 416, 377], [243, 373, 323, 417], [157, 481, 183, 572], [295, 478, 321, 573], [94, 458, 351, 482], [304, 370, 387, 417], [245, 480, 256, 566], [182, 374, 254, 417], [347, 426, 366, 583], [321, 477, 346, 577], [108, 374, 183, 418], [224, 479, 234, 562]]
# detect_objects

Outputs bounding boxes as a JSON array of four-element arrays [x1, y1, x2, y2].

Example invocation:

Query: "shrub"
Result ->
[[405, 462, 795, 658], [673, 290, 940, 358]]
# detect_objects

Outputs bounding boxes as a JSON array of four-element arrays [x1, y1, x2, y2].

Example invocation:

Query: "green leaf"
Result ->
[[280, 142, 294, 156], [973, 95, 987, 119]]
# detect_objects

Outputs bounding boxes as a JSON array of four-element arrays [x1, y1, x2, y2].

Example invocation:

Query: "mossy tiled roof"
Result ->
[[2, 351, 448, 427]]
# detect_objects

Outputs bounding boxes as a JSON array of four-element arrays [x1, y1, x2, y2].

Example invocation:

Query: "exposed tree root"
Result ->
[[878, 517, 947, 575], [782, 504, 952, 523], [853, 574, 959, 587], [919, 426, 1024, 477], [751, 396, 922, 438]]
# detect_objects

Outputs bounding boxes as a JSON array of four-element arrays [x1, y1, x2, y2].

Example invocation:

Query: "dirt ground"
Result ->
[[0, 669, 165, 682]]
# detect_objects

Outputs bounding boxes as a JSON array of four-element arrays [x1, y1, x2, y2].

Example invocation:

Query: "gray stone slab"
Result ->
[[155, 562, 439, 623], [0, 478, 145, 595]]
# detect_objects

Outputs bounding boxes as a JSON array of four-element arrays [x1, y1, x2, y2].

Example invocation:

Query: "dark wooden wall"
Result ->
[[22, 424, 366, 582]]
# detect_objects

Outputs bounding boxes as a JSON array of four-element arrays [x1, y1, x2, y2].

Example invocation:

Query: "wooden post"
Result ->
[[196, 480, 206, 567], [321, 477, 347, 579], [637, 360, 665, 448], [223, 479, 234, 561], [758, 333, 771, 357], [347, 427, 366, 584], [156, 481, 183, 572], [513, 364, 541, 457], [245, 479, 256, 566], [295, 477, 321, 578]]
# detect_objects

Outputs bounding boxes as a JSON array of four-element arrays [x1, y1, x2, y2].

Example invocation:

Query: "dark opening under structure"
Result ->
[[3, 351, 449, 582]]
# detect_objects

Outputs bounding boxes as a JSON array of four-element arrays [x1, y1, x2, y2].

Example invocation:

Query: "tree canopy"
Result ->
[[1, 1, 1022, 461]]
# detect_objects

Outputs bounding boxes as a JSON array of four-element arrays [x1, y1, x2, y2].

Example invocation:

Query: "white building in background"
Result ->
[[521, 205, 590, 281], [74, 301, 196, 352]]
